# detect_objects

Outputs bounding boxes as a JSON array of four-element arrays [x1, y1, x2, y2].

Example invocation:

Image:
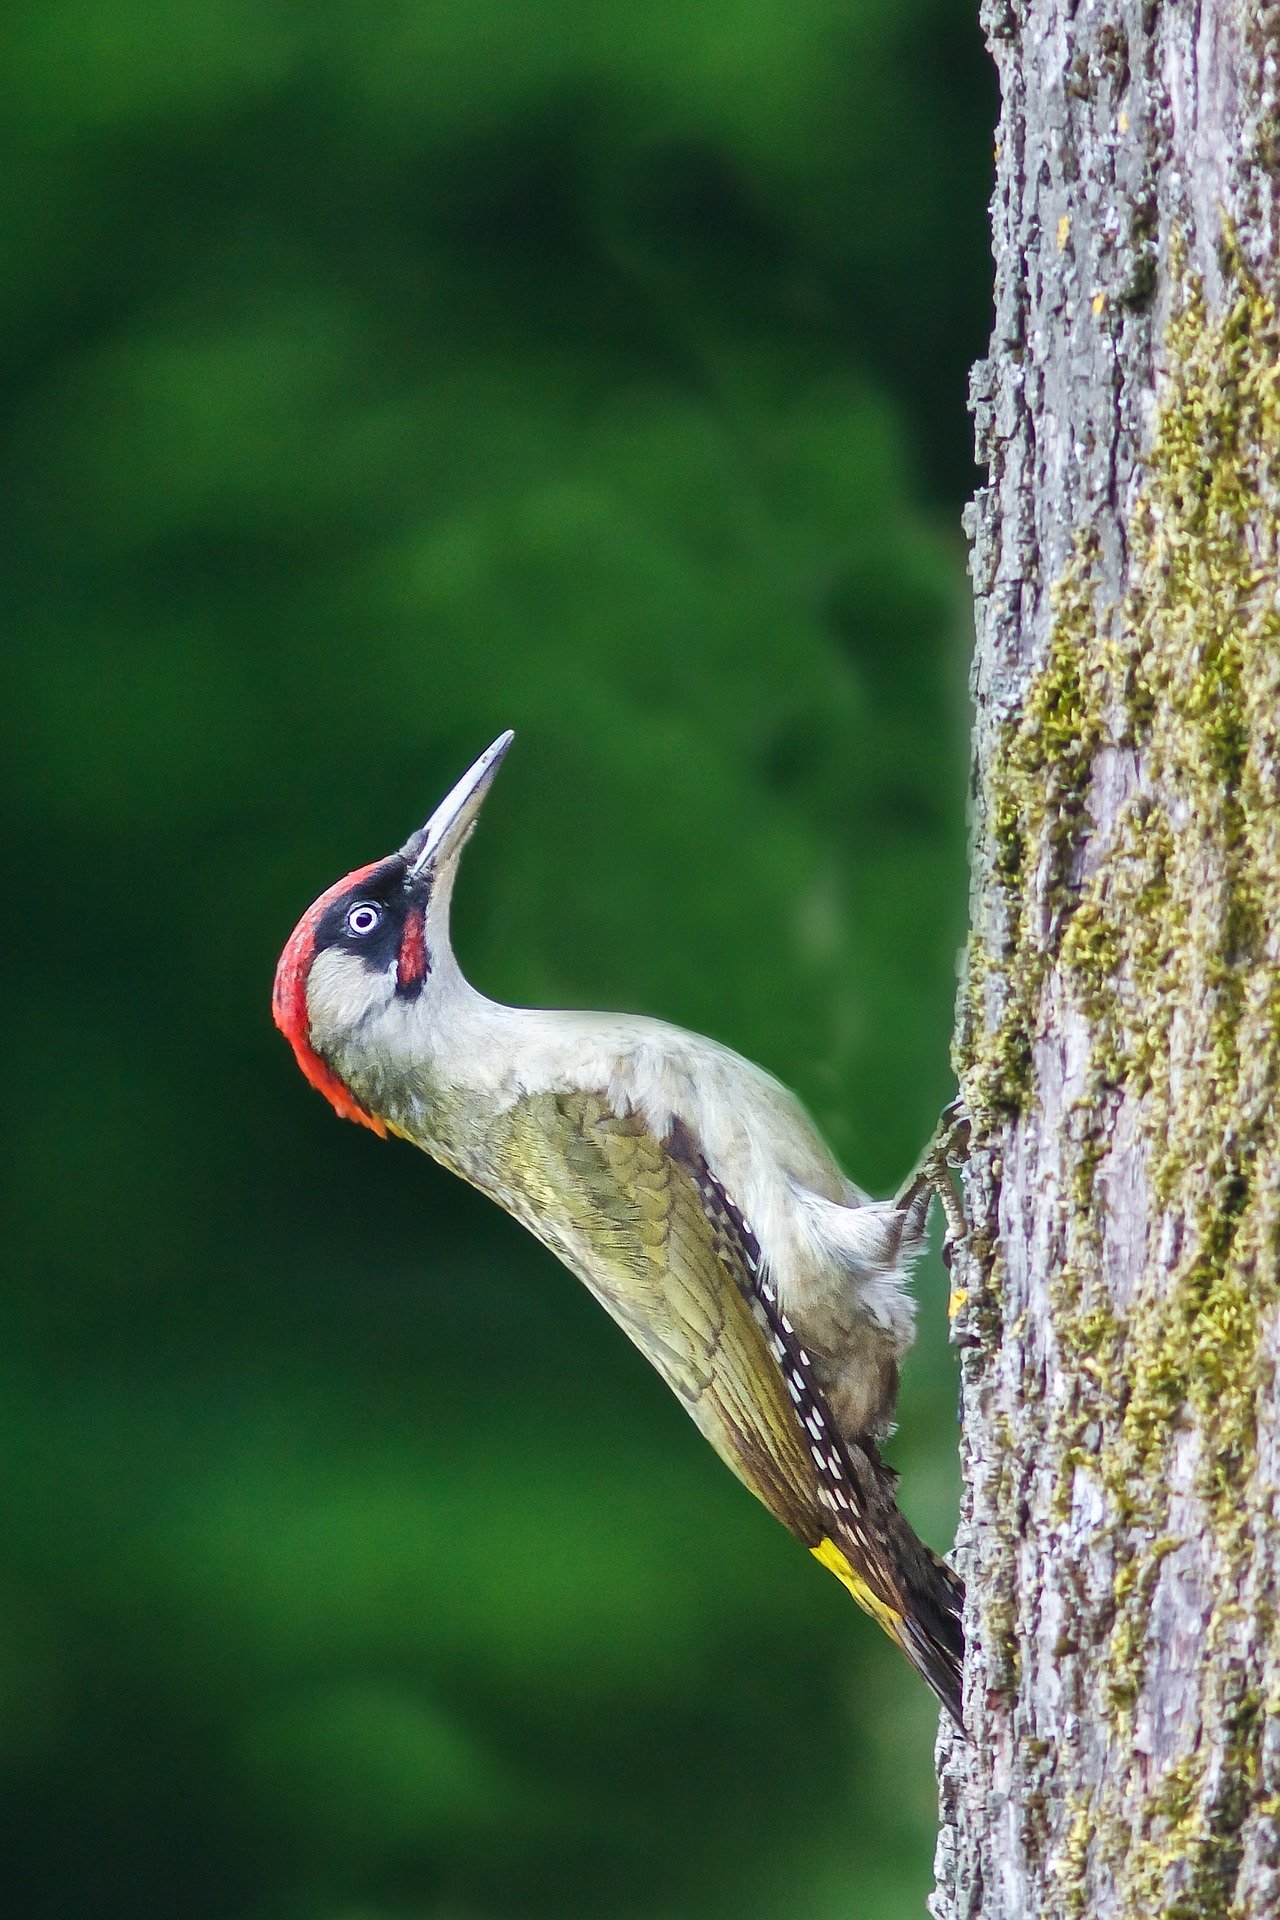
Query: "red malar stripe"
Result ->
[[397, 904, 428, 993], [272, 860, 387, 1135]]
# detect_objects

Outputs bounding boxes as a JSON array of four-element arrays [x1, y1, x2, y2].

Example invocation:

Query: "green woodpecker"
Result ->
[[273, 733, 965, 1723]]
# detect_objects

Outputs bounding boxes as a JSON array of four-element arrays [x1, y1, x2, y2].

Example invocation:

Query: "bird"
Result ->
[[273, 731, 966, 1723]]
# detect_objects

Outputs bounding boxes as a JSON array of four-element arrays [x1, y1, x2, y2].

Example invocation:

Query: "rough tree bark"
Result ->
[[933, 4, 1280, 1916]]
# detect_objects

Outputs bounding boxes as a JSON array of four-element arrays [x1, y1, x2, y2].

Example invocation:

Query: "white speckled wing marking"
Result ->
[[667, 1118, 965, 1723], [669, 1121, 904, 1574], [487, 1089, 964, 1722], [490, 1089, 826, 1543]]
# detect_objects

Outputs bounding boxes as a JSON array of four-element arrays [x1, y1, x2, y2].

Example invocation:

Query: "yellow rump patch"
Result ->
[[811, 1537, 904, 1639]]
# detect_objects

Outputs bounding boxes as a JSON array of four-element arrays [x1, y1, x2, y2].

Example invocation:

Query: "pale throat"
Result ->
[[308, 941, 522, 1144]]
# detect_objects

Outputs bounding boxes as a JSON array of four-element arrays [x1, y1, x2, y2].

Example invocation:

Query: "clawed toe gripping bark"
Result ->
[[894, 1097, 970, 1265]]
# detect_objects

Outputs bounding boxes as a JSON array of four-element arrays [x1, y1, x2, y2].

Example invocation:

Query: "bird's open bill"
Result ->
[[401, 728, 515, 876]]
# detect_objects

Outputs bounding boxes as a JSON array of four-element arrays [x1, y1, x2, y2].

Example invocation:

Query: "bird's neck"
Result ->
[[355, 944, 536, 1153]]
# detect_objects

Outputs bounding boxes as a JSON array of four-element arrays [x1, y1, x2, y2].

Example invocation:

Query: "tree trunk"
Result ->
[[933, 4, 1280, 1915]]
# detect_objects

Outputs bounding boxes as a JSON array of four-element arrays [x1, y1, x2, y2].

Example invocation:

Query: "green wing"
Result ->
[[490, 1089, 824, 1544], [481, 1087, 964, 1721]]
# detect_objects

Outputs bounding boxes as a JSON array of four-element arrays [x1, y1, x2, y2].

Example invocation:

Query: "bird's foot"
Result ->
[[895, 1097, 970, 1267]]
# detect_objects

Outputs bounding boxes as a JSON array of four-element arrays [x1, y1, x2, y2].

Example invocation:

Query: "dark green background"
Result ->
[[3, 6, 992, 1916]]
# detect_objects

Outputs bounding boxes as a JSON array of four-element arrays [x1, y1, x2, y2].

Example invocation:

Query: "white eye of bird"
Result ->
[[346, 902, 382, 937]]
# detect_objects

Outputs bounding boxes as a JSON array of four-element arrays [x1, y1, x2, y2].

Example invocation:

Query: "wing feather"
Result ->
[[492, 1090, 823, 1542], [488, 1088, 964, 1723]]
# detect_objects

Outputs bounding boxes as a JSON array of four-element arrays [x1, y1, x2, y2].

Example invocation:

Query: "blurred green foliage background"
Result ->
[[2, 4, 992, 1915]]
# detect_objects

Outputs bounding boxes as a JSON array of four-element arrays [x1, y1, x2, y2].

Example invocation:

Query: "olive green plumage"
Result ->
[[489, 1090, 824, 1539], [276, 734, 966, 1725], [475, 1089, 963, 1721]]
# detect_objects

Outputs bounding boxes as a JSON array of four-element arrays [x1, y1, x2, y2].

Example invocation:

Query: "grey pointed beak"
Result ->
[[401, 729, 515, 876]]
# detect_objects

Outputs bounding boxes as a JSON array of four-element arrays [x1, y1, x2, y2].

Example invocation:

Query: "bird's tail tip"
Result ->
[[896, 1545, 965, 1730], [813, 1528, 966, 1730], [900, 1608, 965, 1730]]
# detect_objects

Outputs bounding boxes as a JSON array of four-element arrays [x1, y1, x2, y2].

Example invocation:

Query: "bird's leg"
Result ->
[[893, 1097, 970, 1268]]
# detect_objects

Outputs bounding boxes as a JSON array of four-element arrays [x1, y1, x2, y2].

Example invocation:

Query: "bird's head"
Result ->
[[272, 730, 514, 1132]]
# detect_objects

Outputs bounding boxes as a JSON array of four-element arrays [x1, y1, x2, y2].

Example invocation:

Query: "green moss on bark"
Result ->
[[957, 231, 1280, 1914], [960, 535, 1107, 1117]]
